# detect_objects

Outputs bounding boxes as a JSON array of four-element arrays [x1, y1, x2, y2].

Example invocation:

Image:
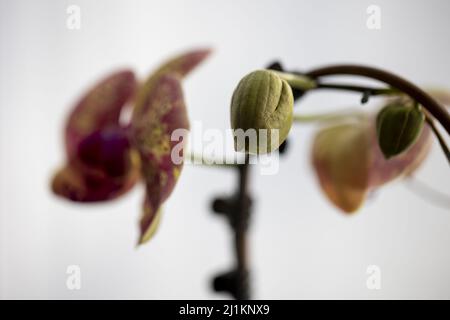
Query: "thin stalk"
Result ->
[[315, 83, 399, 96], [293, 109, 365, 123], [425, 115, 450, 165], [271, 70, 316, 90], [305, 65, 450, 134], [404, 177, 450, 209], [184, 152, 238, 168], [234, 154, 251, 299]]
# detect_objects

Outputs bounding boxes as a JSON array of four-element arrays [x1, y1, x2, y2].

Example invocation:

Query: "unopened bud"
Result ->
[[230, 70, 294, 154], [376, 103, 425, 159]]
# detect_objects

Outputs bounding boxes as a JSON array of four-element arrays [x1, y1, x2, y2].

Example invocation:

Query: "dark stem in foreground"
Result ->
[[425, 115, 450, 163], [211, 155, 251, 299], [235, 155, 251, 299]]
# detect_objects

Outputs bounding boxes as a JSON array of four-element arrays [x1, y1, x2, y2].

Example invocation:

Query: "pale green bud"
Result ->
[[230, 70, 294, 154]]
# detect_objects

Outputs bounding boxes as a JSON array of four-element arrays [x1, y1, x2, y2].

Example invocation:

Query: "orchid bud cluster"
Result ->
[[230, 68, 448, 213]]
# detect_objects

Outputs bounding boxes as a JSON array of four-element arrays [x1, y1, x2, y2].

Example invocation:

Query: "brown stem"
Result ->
[[404, 176, 450, 209], [425, 115, 450, 164], [315, 83, 398, 96], [210, 154, 251, 300], [306, 65, 450, 134], [234, 154, 251, 299]]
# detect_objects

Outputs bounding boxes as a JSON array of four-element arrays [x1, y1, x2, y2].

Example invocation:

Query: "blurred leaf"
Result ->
[[77, 126, 133, 178], [51, 153, 140, 202], [54, 71, 138, 202], [65, 70, 136, 159], [312, 118, 371, 213], [131, 74, 189, 245], [369, 115, 431, 187], [132, 49, 211, 122], [427, 88, 450, 107], [312, 111, 432, 213]]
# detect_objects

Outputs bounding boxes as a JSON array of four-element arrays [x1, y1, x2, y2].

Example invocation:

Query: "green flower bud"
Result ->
[[230, 70, 294, 154], [376, 103, 425, 159]]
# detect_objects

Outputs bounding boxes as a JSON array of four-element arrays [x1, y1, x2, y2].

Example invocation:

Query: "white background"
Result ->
[[1, 0, 449, 299]]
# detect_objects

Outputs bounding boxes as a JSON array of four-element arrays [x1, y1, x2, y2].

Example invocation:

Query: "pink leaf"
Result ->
[[65, 70, 136, 159], [51, 157, 140, 203], [311, 113, 432, 213], [132, 49, 211, 122], [131, 74, 189, 244]]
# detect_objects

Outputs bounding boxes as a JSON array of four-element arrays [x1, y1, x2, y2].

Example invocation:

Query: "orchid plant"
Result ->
[[51, 50, 449, 299]]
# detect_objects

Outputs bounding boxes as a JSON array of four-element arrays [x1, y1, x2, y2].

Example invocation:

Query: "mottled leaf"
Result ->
[[132, 49, 211, 122], [51, 153, 140, 202], [65, 70, 136, 158], [131, 74, 189, 244], [77, 126, 133, 178]]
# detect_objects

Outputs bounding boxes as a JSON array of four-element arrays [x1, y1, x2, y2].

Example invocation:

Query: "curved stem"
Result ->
[[425, 115, 450, 165], [278, 65, 450, 164], [315, 83, 399, 96], [271, 70, 316, 90], [185, 152, 237, 168], [293, 109, 366, 123], [305, 65, 450, 134], [404, 176, 450, 209]]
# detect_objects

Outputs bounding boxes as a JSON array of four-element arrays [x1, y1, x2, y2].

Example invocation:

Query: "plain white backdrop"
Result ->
[[1, 0, 449, 299]]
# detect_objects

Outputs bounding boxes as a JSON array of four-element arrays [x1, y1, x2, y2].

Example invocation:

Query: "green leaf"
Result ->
[[376, 103, 425, 159]]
